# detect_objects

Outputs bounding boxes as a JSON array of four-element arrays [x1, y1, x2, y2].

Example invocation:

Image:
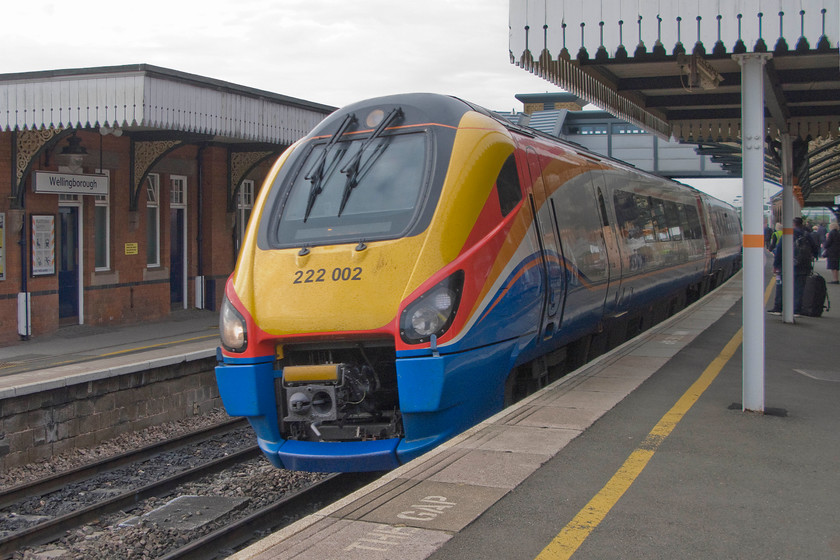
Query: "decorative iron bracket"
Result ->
[[11, 128, 70, 208], [226, 146, 283, 212], [129, 137, 185, 211]]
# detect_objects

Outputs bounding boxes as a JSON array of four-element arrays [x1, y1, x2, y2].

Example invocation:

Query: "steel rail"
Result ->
[[158, 471, 382, 560], [0, 444, 261, 557], [0, 418, 247, 510]]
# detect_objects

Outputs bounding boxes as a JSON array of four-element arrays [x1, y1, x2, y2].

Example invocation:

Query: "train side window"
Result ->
[[554, 180, 609, 283], [597, 188, 609, 227], [649, 197, 670, 241], [664, 200, 683, 241], [614, 190, 644, 241], [496, 155, 523, 216], [632, 194, 656, 243], [684, 204, 702, 239]]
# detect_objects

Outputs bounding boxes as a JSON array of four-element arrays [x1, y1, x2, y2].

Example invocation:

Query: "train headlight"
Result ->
[[220, 296, 248, 353], [400, 271, 464, 344]]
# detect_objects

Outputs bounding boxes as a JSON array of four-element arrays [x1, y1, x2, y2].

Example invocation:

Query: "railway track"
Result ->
[[0, 419, 257, 557], [159, 472, 380, 560], [0, 418, 247, 510], [0, 418, 380, 559]]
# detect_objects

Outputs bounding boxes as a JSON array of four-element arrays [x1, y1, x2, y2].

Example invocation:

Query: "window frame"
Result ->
[[146, 173, 161, 268], [236, 179, 255, 254], [94, 169, 111, 271]]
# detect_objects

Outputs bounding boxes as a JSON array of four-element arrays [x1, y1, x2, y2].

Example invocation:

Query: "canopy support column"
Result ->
[[780, 135, 797, 325], [735, 53, 771, 414]]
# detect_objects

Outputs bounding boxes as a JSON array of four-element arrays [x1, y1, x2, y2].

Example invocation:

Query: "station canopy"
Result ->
[[509, 0, 840, 209]]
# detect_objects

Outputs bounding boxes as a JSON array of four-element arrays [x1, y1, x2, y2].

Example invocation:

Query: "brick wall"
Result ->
[[0, 133, 259, 340], [0, 357, 222, 470]]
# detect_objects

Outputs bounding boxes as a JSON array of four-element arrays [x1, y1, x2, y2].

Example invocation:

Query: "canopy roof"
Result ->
[[509, 0, 840, 207], [0, 64, 334, 145]]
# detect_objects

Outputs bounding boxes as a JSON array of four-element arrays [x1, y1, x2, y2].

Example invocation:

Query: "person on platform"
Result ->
[[823, 221, 840, 284], [768, 217, 818, 315], [769, 222, 783, 252], [810, 226, 823, 261]]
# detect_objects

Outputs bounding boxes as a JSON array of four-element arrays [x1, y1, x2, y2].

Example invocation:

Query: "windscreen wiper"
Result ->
[[337, 107, 403, 217], [303, 113, 357, 222]]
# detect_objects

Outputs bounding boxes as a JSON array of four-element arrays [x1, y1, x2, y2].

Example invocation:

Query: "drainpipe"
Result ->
[[11, 131, 31, 339], [195, 144, 206, 309]]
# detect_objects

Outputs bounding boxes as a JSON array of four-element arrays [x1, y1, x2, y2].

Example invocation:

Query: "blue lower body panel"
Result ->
[[215, 337, 520, 472], [395, 339, 519, 464], [275, 439, 401, 472]]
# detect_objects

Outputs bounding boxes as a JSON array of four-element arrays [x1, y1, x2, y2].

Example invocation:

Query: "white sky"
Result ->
[[2, 0, 549, 111], [0, 0, 749, 203]]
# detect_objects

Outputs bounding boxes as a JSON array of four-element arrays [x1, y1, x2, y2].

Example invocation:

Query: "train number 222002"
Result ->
[[293, 267, 363, 284]]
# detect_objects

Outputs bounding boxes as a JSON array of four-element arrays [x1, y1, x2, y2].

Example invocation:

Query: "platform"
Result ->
[[0, 308, 218, 399], [231, 259, 840, 560]]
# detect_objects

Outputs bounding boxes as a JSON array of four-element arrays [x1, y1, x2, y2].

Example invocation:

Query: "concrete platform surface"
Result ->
[[0, 308, 219, 399]]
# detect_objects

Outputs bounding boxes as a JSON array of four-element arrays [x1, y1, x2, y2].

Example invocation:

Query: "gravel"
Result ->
[[0, 409, 233, 490], [1, 408, 331, 559]]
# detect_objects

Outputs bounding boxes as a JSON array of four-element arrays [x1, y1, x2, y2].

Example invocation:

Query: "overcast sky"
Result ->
[[1, 0, 749, 203], [1, 0, 552, 112]]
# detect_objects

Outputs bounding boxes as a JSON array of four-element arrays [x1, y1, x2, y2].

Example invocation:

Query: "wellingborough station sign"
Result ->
[[33, 171, 109, 196]]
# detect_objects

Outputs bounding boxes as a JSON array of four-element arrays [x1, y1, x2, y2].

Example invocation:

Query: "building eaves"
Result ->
[[0, 64, 336, 145]]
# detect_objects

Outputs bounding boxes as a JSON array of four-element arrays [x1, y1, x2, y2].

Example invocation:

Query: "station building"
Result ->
[[0, 65, 335, 344]]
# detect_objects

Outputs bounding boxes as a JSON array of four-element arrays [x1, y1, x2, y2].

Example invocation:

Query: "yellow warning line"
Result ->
[[535, 275, 774, 560], [536, 327, 743, 559]]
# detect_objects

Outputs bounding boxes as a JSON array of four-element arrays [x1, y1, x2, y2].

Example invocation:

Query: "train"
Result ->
[[215, 93, 742, 473]]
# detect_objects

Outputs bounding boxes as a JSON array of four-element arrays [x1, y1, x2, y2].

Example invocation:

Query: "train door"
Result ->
[[587, 167, 623, 315], [525, 147, 566, 338]]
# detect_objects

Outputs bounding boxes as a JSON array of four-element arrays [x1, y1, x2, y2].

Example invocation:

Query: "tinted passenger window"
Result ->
[[496, 155, 522, 216], [683, 204, 702, 239], [553, 180, 609, 284]]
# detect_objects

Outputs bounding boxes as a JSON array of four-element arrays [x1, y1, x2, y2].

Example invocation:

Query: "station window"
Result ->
[[94, 170, 110, 270], [613, 123, 647, 134], [236, 180, 255, 254], [170, 176, 187, 207], [146, 174, 160, 267], [568, 124, 608, 135]]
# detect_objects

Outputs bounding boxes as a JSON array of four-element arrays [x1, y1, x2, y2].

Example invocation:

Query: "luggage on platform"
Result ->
[[800, 273, 830, 317]]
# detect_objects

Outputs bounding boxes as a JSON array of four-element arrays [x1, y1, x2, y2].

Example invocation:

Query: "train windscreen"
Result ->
[[268, 131, 430, 248]]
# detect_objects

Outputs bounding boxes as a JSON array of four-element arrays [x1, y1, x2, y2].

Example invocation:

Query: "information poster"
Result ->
[[31, 215, 55, 276]]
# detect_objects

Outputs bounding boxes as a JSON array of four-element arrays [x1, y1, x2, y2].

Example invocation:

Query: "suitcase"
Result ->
[[800, 273, 830, 317]]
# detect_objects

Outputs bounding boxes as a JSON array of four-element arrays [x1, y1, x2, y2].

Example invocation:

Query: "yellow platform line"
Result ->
[[535, 275, 773, 560]]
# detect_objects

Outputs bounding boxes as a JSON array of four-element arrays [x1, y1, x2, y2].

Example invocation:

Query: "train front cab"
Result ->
[[216, 95, 547, 472]]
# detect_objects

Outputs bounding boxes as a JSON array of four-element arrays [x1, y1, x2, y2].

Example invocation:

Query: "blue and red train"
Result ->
[[215, 93, 741, 472]]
